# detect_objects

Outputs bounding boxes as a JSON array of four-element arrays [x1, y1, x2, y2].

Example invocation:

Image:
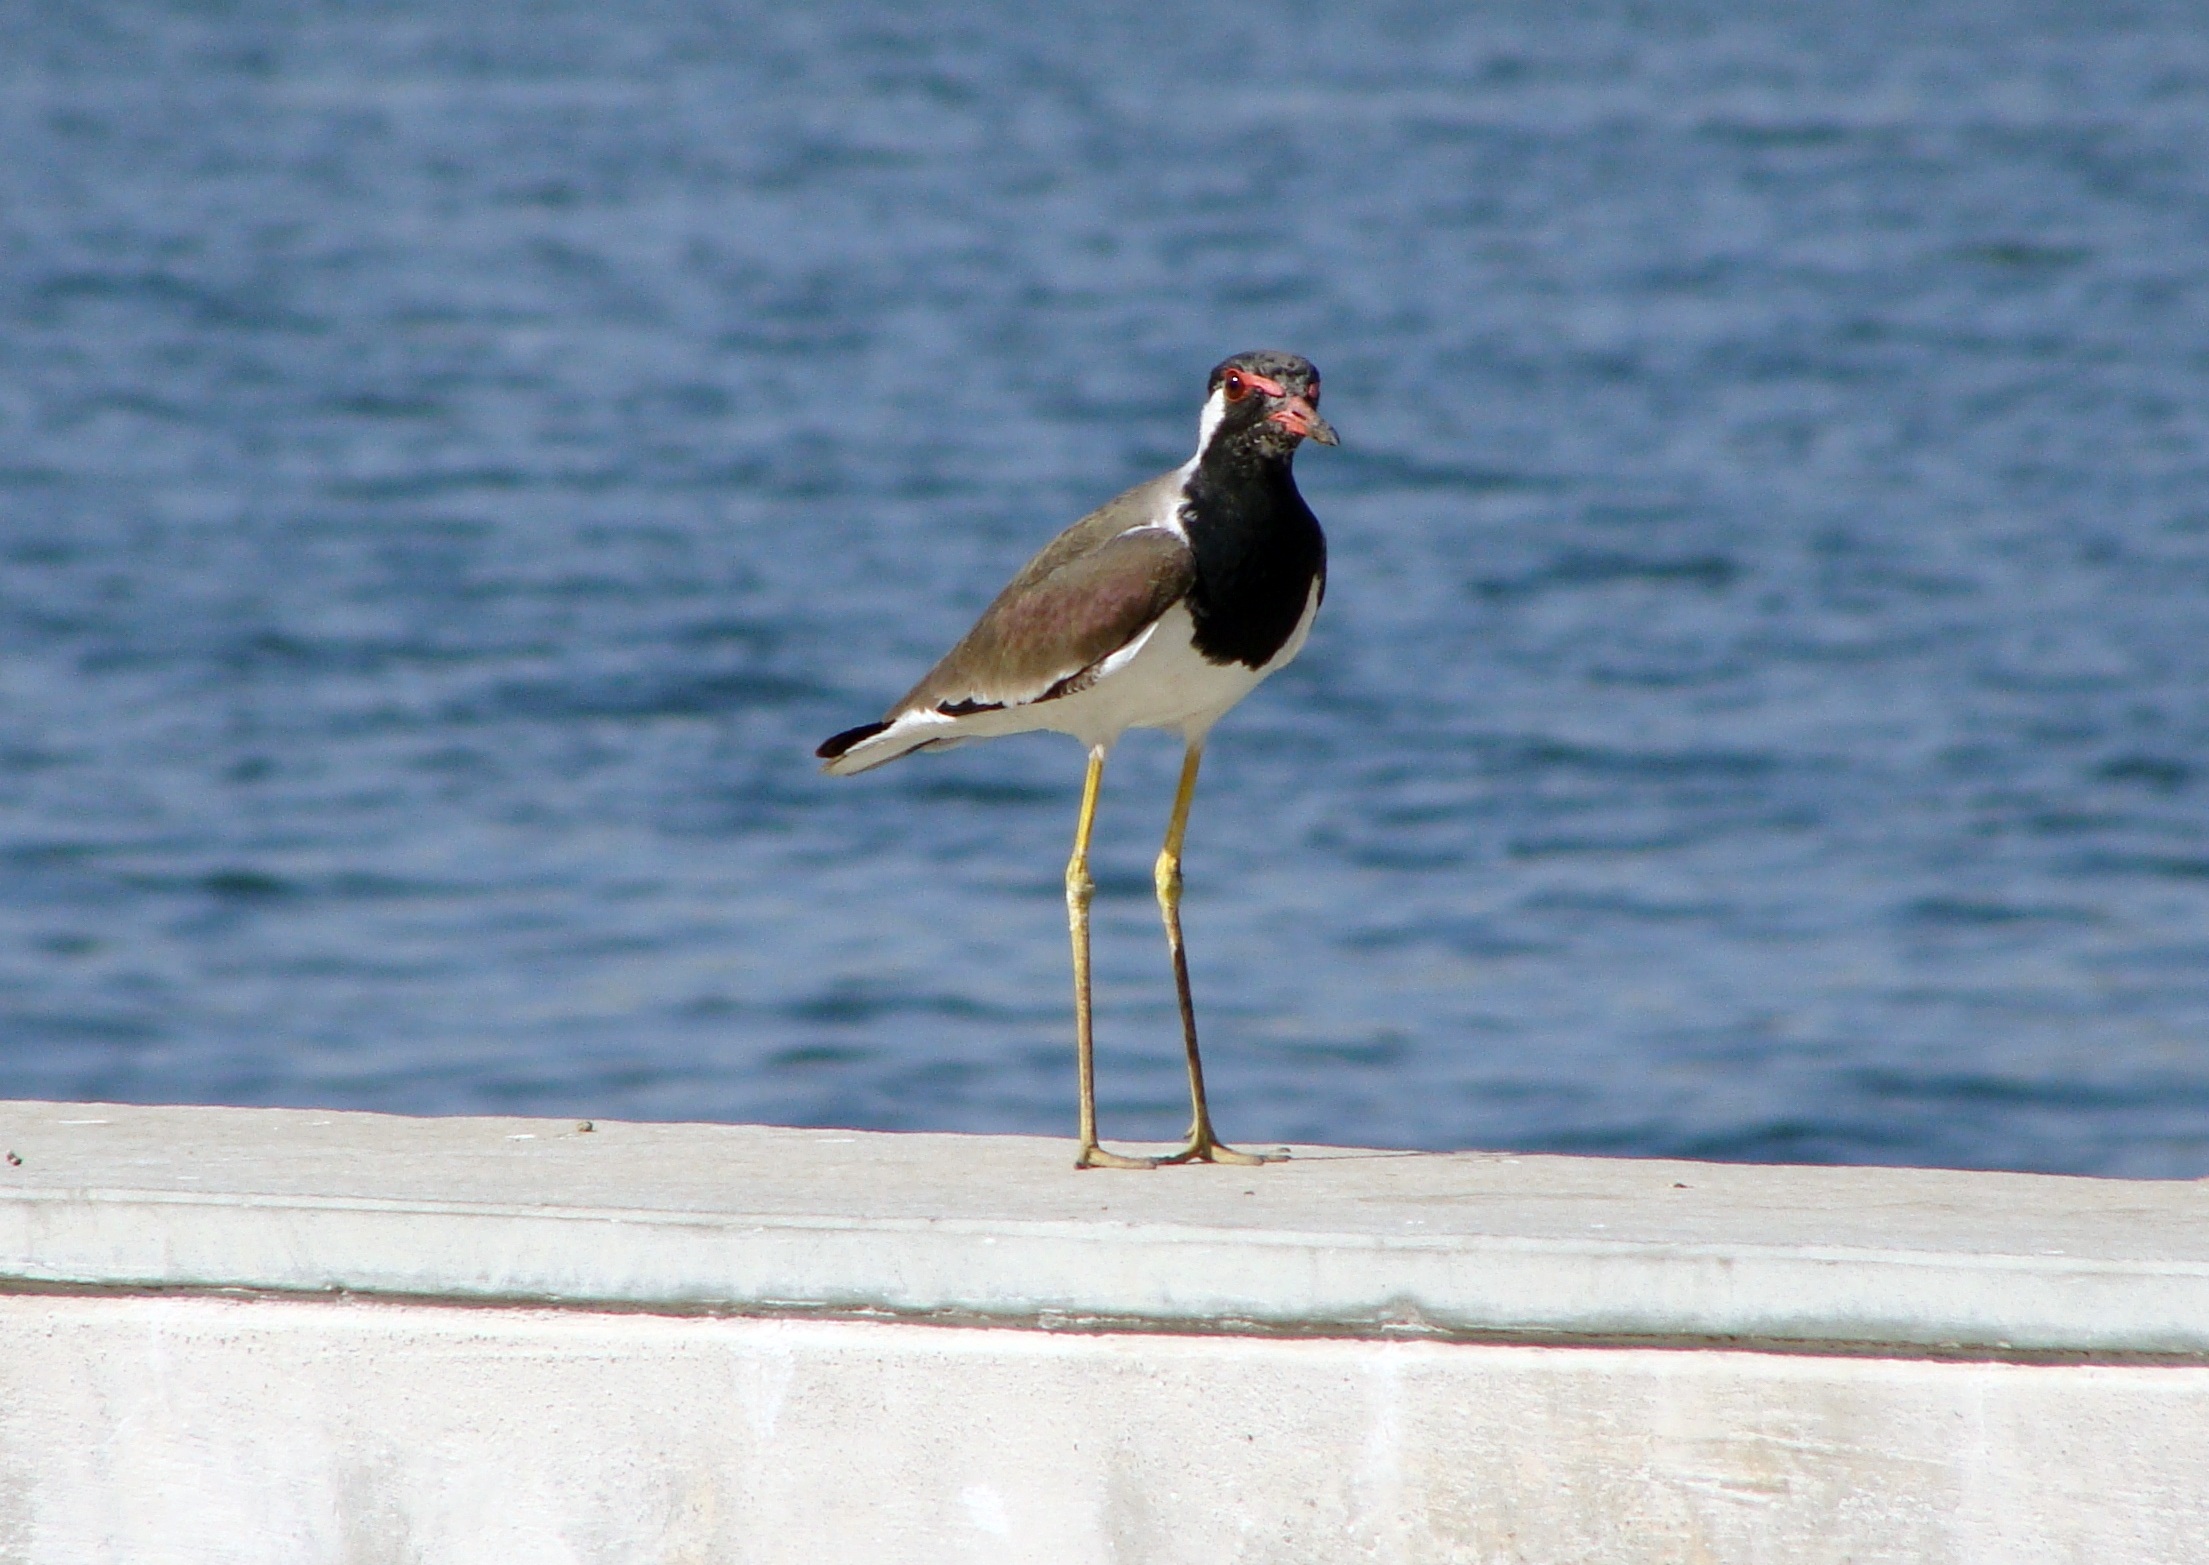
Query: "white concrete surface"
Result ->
[[3, 1099, 2208, 1351], [5, 1100, 2209, 1562], [4, 1292, 2207, 1565]]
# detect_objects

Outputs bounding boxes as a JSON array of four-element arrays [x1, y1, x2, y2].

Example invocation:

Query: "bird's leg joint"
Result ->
[[1153, 848, 1182, 913]]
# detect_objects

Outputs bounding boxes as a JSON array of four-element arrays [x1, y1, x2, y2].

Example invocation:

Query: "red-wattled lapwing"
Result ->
[[818, 351, 1336, 1169]]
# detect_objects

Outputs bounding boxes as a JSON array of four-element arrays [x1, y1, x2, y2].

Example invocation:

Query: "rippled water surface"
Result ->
[[6, 1, 2209, 1174]]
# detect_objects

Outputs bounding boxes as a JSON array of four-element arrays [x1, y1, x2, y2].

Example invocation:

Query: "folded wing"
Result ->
[[816, 521, 1196, 774], [896, 524, 1195, 716]]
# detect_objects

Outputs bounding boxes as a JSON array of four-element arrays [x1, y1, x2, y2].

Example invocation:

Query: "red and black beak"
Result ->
[[1268, 394, 1339, 446]]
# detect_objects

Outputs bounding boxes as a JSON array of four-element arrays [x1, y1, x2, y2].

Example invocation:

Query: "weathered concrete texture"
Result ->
[[5, 1101, 2209, 1352], [2, 1292, 2205, 1565], [5, 1101, 2209, 1560]]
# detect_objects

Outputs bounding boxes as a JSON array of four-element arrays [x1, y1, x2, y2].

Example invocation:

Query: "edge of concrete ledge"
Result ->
[[3, 1100, 2206, 1357]]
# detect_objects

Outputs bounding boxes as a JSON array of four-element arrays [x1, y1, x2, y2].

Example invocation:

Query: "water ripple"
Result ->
[[1, 0, 2206, 1174]]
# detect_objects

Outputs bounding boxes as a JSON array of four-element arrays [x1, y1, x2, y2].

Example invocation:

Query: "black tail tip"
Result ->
[[816, 720, 891, 762]]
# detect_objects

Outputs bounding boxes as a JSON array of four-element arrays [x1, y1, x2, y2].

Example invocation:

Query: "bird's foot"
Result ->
[[1076, 1143, 1162, 1171], [1158, 1134, 1287, 1167]]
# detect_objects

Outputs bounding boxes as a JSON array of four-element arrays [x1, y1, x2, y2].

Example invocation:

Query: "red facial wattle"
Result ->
[[1221, 369, 1288, 402]]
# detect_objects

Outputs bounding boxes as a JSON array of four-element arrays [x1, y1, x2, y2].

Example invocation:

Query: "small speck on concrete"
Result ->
[[577, 1121, 595, 1133], [4, 1150, 19, 1166]]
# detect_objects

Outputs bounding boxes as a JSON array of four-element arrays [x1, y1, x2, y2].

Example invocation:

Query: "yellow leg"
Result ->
[[1155, 743, 1284, 1168], [1069, 745, 1154, 1170]]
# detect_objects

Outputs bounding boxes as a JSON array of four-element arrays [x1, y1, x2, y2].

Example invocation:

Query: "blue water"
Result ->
[[5, 2, 2209, 1176]]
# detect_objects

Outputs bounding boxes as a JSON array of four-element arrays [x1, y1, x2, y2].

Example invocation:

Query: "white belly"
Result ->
[[838, 581, 1323, 771], [1031, 583, 1321, 751]]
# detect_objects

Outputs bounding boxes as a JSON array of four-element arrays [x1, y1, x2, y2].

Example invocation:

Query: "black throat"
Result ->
[[1179, 437, 1328, 670]]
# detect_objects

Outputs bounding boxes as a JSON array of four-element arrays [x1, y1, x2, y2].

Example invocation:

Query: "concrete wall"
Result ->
[[3, 1101, 2207, 1563]]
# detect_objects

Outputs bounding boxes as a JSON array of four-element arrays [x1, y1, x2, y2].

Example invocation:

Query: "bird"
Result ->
[[817, 351, 1335, 1169]]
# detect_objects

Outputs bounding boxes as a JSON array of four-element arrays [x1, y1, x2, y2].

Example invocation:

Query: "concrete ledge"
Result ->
[[3, 1100, 2207, 1355], [10, 1293, 2209, 1564], [7, 1101, 2209, 1560]]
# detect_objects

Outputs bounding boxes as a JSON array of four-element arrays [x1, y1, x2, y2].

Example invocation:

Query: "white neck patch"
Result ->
[[1191, 385, 1230, 462]]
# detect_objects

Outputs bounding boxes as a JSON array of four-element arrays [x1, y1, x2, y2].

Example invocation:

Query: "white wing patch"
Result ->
[[1088, 612, 1165, 683]]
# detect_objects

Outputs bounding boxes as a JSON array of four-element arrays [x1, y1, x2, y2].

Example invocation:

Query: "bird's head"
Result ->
[[1197, 351, 1337, 462]]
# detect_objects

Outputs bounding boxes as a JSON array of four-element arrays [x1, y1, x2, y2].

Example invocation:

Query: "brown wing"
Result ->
[[893, 516, 1195, 717]]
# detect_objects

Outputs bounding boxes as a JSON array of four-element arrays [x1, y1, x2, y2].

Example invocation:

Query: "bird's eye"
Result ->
[[1306, 380, 1320, 404], [1221, 370, 1249, 403]]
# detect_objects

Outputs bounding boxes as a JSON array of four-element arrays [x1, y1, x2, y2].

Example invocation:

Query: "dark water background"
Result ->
[[5, 1, 2209, 1175]]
